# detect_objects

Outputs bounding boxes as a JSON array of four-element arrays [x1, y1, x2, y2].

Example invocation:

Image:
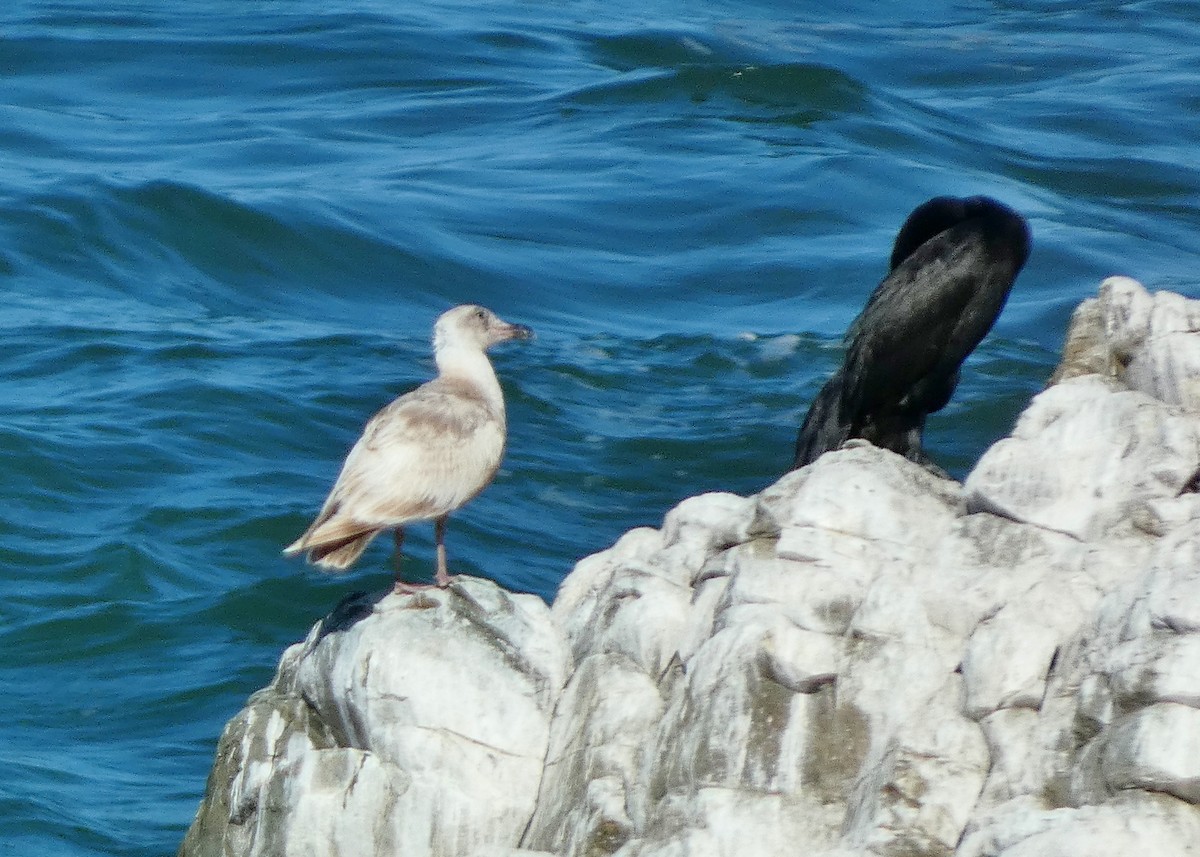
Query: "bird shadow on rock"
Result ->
[[311, 581, 458, 644], [312, 588, 386, 642]]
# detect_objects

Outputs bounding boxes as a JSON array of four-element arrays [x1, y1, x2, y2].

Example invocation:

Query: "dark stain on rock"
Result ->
[[803, 685, 869, 805]]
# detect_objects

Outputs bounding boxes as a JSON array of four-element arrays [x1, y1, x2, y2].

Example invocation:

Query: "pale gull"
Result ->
[[284, 304, 533, 590]]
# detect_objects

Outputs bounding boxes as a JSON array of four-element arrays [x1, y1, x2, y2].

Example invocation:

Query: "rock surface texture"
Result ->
[[181, 278, 1200, 857], [178, 581, 569, 857]]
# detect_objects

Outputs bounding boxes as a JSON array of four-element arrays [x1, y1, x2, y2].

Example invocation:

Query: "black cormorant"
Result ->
[[792, 195, 1031, 471]]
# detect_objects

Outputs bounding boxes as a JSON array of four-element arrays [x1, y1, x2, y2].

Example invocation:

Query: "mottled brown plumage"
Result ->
[[284, 305, 532, 589]]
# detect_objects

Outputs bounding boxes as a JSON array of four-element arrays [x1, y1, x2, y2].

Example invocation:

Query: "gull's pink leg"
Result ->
[[434, 516, 451, 588]]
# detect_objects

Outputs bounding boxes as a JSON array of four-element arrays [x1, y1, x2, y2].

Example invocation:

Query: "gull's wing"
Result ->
[[287, 377, 506, 552]]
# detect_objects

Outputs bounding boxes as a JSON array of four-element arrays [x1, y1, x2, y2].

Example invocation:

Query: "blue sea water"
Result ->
[[2, 0, 1199, 852]]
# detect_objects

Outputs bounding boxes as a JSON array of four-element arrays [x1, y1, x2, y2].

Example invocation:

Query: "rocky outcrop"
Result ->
[[180, 277, 1200, 857], [178, 582, 569, 857]]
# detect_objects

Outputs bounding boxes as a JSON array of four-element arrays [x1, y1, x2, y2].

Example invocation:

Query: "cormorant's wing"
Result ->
[[842, 221, 1020, 423]]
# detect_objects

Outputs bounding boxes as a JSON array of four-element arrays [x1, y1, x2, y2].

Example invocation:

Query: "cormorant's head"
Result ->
[[889, 195, 1031, 274]]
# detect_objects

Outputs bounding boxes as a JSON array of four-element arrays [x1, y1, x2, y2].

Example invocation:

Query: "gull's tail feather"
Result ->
[[283, 505, 380, 572], [305, 531, 378, 570]]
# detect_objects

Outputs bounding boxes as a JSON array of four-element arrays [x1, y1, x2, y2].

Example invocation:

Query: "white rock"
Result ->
[[1141, 517, 1200, 634], [962, 605, 1061, 718], [976, 709, 1046, 804], [720, 547, 860, 636], [960, 793, 1200, 857], [181, 578, 569, 857], [763, 444, 964, 565], [1101, 703, 1200, 803], [1106, 277, 1200, 412], [1106, 633, 1200, 708], [1056, 276, 1200, 414], [964, 376, 1200, 540], [524, 653, 664, 855], [182, 280, 1200, 857], [843, 674, 989, 855], [661, 492, 758, 568]]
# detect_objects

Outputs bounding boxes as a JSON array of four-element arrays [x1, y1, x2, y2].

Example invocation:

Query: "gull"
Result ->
[[284, 304, 532, 590]]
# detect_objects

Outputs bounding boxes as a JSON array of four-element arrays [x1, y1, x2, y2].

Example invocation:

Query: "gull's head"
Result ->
[[433, 305, 533, 354]]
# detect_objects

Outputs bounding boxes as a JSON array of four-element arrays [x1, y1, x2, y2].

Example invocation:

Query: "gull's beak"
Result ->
[[492, 320, 534, 344]]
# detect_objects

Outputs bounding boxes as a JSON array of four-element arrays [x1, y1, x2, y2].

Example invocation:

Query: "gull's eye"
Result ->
[[475, 308, 488, 325]]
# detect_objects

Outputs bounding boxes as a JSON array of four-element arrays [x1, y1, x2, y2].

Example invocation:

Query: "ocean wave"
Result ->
[[566, 52, 865, 121]]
